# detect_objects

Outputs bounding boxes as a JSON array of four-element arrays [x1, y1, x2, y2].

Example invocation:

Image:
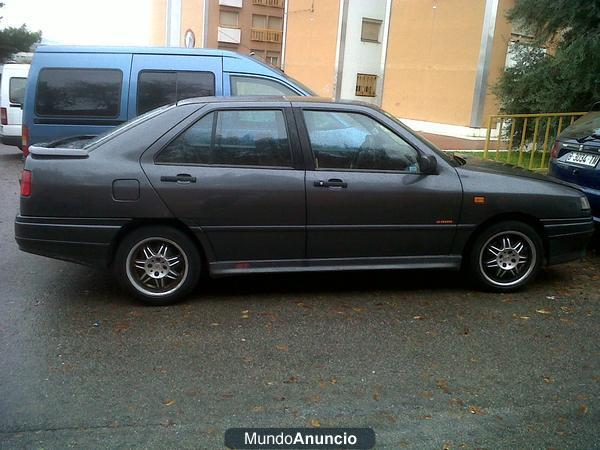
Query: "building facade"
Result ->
[[283, 0, 516, 133], [150, 0, 285, 67]]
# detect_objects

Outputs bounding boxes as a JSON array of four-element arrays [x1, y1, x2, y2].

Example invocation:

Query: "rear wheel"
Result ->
[[114, 226, 201, 305], [469, 221, 543, 291]]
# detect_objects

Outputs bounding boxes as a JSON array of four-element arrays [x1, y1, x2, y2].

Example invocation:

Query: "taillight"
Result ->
[[0, 108, 7, 125], [550, 142, 559, 159], [22, 125, 29, 157], [20, 169, 32, 197]]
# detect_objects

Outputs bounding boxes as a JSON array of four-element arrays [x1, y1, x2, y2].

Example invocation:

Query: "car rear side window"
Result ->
[[230, 76, 298, 96], [137, 71, 215, 115], [303, 110, 420, 172], [9, 77, 26, 104], [35, 68, 122, 117], [156, 109, 292, 168]]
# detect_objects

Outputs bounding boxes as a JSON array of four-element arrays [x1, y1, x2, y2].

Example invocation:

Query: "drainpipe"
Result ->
[[333, 0, 349, 100], [470, 0, 499, 128]]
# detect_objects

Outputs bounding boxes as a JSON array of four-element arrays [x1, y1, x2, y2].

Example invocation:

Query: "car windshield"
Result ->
[[84, 105, 174, 150]]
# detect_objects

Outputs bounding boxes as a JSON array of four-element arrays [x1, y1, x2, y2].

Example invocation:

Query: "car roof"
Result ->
[[35, 45, 241, 59], [177, 96, 379, 109]]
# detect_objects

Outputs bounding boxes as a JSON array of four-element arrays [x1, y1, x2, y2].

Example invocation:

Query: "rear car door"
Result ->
[[297, 105, 463, 260], [141, 102, 306, 264], [129, 54, 222, 118]]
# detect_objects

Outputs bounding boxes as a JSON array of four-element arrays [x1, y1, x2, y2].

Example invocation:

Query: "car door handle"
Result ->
[[314, 178, 348, 188], [160, 174, 197, 184]]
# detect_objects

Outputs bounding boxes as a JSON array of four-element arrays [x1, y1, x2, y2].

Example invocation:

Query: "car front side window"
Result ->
[[303, 110, 420, 172], [156, 109, 292, 168]]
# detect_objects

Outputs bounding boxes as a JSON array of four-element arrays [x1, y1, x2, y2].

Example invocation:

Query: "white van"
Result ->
[[1, 64, 29, 148]]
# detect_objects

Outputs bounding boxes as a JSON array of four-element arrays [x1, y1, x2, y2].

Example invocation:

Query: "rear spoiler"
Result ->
[[29, 145, 89, 158]]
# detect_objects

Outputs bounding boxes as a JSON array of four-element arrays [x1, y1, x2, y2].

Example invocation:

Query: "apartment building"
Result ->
[[150, 0, 285, 67], [283, 0, 516, 133]]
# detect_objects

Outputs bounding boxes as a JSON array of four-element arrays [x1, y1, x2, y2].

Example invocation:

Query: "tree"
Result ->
[[494, 0, 600, 114], [0, 2, 42, 63]]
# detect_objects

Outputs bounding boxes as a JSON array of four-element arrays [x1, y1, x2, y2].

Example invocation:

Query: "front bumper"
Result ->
[[542, 217, 594, 265], [14, 215, 130, 268]]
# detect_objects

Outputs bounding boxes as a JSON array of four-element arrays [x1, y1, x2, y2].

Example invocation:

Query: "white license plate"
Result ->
[[565, 151, 600, 167]]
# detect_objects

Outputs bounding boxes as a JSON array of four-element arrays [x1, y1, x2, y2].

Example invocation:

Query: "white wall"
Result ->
[[338, 0, 387, 104]]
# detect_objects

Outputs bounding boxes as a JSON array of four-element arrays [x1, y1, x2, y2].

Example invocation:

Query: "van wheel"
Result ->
[[469, 220, 543, 291], [114, 226, 201, 305]]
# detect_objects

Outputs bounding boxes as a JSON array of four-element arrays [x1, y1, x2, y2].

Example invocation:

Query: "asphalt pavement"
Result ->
[[0, 143, 598, 449]]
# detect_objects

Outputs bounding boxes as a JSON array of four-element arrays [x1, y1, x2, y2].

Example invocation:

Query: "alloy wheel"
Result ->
[[125, 237, 189, 297], [479, 230, 536, 287]]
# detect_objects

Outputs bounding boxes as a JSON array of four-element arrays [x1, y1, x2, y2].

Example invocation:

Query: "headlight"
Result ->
[[580, 196, 591, 210]]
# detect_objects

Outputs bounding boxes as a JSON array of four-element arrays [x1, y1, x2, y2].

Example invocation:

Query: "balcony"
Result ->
[[218, 26, 241, 44], [252, 0, 284, 7], [219, 0, 243, 7], [250, 28, 283, 43]]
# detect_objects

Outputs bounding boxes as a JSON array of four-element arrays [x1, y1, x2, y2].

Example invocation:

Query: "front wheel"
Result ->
[[469, 221, 543, 291], [114, 226, 201, 305]]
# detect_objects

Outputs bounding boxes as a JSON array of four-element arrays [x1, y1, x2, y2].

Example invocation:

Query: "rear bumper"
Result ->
[[14, 215, 129, 268], [542, 217, 594, 265], [1, 134, 22, 148]]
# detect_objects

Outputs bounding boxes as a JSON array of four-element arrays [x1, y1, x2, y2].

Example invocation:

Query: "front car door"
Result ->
[[141, 101, 306, 272], [295, 103, 463, 266]]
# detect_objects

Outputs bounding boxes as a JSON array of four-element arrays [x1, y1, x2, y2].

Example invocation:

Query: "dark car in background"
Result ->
[[549, 111, 600, 227], [15, 97, 594, 305]]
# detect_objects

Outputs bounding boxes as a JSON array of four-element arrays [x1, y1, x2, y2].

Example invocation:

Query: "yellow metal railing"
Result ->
[[250, 28, 283, 43], [482, 112, 586, 172]]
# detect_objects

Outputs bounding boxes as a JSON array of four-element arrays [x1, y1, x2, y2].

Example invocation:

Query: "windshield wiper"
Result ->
[[575, 133, 600, 143], [450, 152, 467, 165]]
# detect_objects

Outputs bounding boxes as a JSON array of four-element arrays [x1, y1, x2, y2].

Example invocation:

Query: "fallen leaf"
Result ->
[[210, 322, 220, 326], [413, 315, 427, 320], [442, 442, 452, 450], [421, 414, 432, 420], [373, 391, 380, 401], [513, 314, 530, 320], [330, 377, 338, 384], [560, 306, 573, 313], [113, 322, 129, 334], [542, 376, 555, 384], [310, 394, 321, 403], [309, 418, 321, 428], [536, 308, 552, 315], [436, 379, 450, 394], [579, 405, 588, 415], [275, 344, 289, 352], [241, 314, 250, 319], [352, 307, 365, 312], [162, 399, 175, 406], [251, 405, 264, 412], [468, 405, 485, 415], [284, 375, 299, 384]]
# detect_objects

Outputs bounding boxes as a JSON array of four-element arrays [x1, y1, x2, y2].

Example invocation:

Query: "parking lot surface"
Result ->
[[0, 143, 598, 449]]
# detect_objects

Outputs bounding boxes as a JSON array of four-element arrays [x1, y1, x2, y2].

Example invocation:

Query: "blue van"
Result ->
[[22, 45, 313, 155]]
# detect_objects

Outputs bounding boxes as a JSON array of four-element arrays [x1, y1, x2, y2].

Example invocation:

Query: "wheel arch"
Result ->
[[461, 212, 546, 267], [109, 218, 212, 269]]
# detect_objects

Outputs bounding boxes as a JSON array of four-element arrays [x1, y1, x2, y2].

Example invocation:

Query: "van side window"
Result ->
[[9, 77, 27, 105], [35, 69, 122, 117], [230, 76, 299, 96], [137, 71, 215, 115], [156, 109, 292, 168]]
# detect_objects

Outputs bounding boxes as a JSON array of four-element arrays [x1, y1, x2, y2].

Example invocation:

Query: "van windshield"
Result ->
[[84, 105, 173, 150]]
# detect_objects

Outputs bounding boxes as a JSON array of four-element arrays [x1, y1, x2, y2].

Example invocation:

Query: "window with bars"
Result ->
[[355, 73, 377, 97]]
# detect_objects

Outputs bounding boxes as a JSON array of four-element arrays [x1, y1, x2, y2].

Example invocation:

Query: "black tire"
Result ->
[[113, 226, 201, 305], [468, 220, 543, 292]]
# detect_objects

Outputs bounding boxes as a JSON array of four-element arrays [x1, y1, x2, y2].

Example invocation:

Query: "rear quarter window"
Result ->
[[35, 68, 122, 117], [9, 77, 27, 104]]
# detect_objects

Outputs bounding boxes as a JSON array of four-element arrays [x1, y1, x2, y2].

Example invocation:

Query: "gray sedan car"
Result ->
[[15, 97, 594, 304]]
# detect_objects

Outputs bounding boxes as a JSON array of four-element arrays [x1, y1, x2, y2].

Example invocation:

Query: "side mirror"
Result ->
[[419, 154, 438, 174]]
